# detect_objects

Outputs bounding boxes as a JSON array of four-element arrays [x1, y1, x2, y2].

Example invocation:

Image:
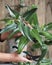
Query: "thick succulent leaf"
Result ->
[[0, 23, 17, 34], [17, 36, 29, 54], [43, 22, 52, 31], [41, 31, 52, 40], [30, 29, 43, 46], [5, 4, 19, 18], [8, 28, 19, 39]]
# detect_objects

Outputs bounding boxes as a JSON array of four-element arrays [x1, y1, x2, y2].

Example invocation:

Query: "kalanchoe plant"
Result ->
[[0, 4, 52, 65]]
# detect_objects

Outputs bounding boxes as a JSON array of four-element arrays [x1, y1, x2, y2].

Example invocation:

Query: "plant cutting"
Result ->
[[0, 3, 52, 65]]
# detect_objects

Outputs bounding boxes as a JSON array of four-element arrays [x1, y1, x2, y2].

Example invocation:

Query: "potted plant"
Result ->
[[0, 3, 52, 65]]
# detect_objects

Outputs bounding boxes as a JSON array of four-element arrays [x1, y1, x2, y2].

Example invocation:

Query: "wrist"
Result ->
[[10, 53, 18, 62]]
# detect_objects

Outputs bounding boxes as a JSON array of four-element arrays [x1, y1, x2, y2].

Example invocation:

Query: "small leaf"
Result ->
[[41, 31, 52, 40], [5, 4, 19, 18], [1, 18, 14, 25], [23, 6, 37, 21], [43, 22, 52, 31], [28, 13, 39, 27], [0, 23, 16, 34]]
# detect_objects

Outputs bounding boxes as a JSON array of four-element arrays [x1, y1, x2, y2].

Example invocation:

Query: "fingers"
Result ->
[[11, 53, 32, 63], [20, 57, 31, 62], [16, 55, 32, 62]]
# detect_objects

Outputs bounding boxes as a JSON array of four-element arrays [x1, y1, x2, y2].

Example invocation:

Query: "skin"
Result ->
[[0, 32, 31, 63], [0, 52, 31, 62]]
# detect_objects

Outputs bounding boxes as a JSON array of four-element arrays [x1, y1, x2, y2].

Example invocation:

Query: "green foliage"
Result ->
[[23, 5, 39, 28], [41, 31, 52, 40], [0, 23, 17, 34], [0, 3, 52, 65], [5, 4, 19, 18], [18, 19, 25, 36], [0, 18, 14, 25], [42, 23, 52, 31], [40, 58, 51, 65], [30, 29, 43, 46], [17, 36, 29, 54]]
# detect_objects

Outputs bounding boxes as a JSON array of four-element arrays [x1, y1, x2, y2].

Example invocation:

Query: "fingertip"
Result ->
[[27, 60, 33, 63]]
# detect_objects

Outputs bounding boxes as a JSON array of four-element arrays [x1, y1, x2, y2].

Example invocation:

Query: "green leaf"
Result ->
[[43, 22, 52, 31], [28, 13, 39, 27], [0, 18, 14, 26], [17, 36, 29, 54], [23, 5, 39, 29], [5, 4, 19, 18], [0, 18, 10, 22], [30, 29, 43, 46], [0, 23, 16, 34], [41, 31, 52, 40], [18, 20, 25, 36], [41, 58, 50, 63], [24, 25, 33, 41], [23, 7, 37, 21]]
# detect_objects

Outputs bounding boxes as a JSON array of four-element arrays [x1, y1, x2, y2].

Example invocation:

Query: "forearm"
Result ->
[[0, 53, 12, 62], [0, 53, 17, 62], [0, 52, 31, 62]]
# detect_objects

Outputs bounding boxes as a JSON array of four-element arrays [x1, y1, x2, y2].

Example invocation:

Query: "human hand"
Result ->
[[11, 52, 32, 62]]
